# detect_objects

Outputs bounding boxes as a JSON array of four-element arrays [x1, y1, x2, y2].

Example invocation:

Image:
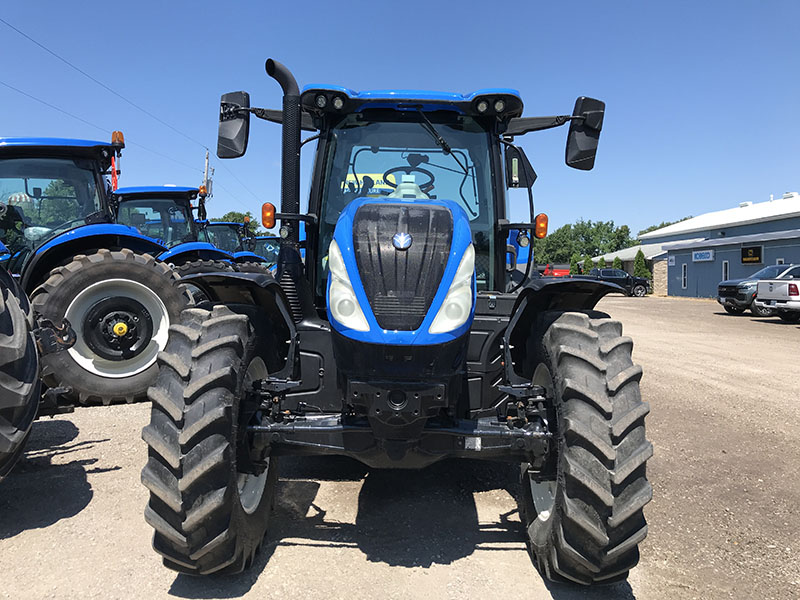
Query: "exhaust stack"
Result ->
[[266, 58, 301, 245]]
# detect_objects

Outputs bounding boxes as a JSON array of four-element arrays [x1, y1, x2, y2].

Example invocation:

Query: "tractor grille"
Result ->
[[353, 204, 453, 330]]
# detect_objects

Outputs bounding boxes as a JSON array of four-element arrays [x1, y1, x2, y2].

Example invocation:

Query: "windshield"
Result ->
[[317, 111, 495, 295], [0, 157, 103, 255], [117, 197, 194, 248], [748, 265, 787, 280], [203, 223, 243, 253], [253, 237, 280, 264]]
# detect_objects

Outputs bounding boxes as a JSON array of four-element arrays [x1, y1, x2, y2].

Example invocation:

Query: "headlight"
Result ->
[[328, 240, 369, 332], [429, 244, 475, 334]]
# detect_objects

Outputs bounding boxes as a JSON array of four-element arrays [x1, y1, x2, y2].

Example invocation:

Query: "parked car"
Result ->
[[717, 264, 797, 316], [753, 264, 800, 322], [576, 268, 649, 296]]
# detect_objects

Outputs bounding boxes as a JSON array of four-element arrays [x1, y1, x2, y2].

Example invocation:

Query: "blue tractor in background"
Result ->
[[113, 185, 237, 279], [0, 137, 190, 406], [142, 59, 652, 585], [199, 220, 273, 273]]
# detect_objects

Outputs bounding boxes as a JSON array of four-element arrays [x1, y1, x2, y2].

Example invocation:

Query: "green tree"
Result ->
[[41, 180, 80, 226], [638, 216, 693, 237], [569, 253, 581, 275], [211, 211, 265, 236], [633, 249, 651, 279], [597, 256, 607, 269], [613, 256, 623, 270], [532, 219, 635, 265], [582, 254, 595, 273]]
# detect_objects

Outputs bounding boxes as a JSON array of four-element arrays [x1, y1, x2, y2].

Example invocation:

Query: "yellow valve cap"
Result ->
[[112, 322, 128, 337]]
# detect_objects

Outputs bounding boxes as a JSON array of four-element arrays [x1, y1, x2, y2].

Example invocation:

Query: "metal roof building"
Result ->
[[640, 192, 800, 297]]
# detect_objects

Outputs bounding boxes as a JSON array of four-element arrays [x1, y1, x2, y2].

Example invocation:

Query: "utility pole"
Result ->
[[202, 150, 214, 199]]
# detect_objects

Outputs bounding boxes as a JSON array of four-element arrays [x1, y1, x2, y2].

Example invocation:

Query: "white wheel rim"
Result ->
[[65, 278, 170, 378], [238, 356, 270, 514], [528, 362, 556, 521]]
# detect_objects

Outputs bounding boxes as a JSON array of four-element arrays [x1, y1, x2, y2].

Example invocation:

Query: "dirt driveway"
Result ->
[[0, 295, 797, 599]]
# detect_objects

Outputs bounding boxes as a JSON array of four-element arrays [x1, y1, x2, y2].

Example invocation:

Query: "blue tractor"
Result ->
[[0, 137, 191, 405], [113, 185, 237, 279], [142, 60, 652, 584], [199, 220, 273, 273]]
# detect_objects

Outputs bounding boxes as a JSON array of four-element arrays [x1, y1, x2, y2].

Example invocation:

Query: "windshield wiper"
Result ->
[[416, 108, 469, 175]]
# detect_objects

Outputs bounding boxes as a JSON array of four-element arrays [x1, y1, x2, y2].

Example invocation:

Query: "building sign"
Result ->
[[741, 246, 762, 264], [668, 256, 675, 267], [692, 250, 714, 262]]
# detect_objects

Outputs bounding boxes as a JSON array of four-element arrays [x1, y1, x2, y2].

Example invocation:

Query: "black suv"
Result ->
[[587, 268, 650, 297]]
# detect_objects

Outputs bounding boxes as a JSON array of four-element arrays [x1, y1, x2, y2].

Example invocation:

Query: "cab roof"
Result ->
[[301, 85, 524, 119], [113, 185, 199, 199], [0, 137, 117, 169]]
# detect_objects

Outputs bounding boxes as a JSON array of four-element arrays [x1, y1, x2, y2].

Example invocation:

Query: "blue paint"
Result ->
[[0, 137, 113, 150], [327, 197, 475, 345], [114, 185, 198, 197], [33, 223, 165, 257], [159, 241, 232, 263]]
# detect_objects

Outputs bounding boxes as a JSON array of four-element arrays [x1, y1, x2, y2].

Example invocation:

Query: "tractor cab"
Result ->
[[113, 185, 234, 266], [0, 137, 123, 275], [199, 220, 270, 264]]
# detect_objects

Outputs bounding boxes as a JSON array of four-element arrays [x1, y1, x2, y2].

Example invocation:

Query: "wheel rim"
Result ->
[[528, 362, 557, 522], [237, 356, 270, 514], [634, 285, 645, 297], [65, 279, 170, 378]]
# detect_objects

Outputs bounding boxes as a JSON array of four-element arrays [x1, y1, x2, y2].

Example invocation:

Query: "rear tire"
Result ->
[[173, 259, 234, 305], [777, 310, 800, 323], [235, 262, 274, 275], [723, 305, 745, 315], [519, 311, 652, 585], [0, 271, 39, 481], [141, 305, 277, 575], [30, 249, 190, 405], [750, 303, 775, 317]]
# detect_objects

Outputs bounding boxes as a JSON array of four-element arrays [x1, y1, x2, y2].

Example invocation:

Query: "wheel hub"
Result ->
[[83, 296, 154, 360]]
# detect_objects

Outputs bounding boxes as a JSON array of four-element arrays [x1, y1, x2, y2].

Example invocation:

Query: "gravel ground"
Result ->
[[1, 295, 798, 600]]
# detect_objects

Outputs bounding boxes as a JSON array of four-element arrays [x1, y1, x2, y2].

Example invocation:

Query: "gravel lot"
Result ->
[[1, 295, 798, 600]]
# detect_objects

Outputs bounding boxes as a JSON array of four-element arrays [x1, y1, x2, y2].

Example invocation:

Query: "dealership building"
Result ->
[[637, 192, 800, 297]]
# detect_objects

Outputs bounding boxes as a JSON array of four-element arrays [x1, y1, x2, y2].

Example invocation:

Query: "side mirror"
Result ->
[[566, 97, 605, 171], [32, 187, 42, 199], [217, 91, 251, 159], [504, 145, 537, 188]]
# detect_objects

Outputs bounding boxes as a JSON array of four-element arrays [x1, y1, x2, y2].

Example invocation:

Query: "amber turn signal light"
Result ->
[[261, 202, 276, 229], [534, 213, 548, 239], [111, 130, 125, 146]]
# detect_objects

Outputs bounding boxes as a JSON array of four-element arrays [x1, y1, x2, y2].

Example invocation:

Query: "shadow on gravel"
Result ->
[[168, 456, 526, 598], [0, 419, 114, 539], [544, 580, 635, 600]]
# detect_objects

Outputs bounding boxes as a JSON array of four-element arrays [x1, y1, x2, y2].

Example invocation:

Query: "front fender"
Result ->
[[232, 251, 269, 264], [502, 277, 624, 382], [181, 271, 296, 376], [21, 224, 167, 292], [159, 242, 234, 264]]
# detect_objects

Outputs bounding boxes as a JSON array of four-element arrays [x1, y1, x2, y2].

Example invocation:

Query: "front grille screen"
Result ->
[[353, 204, 453, 330]]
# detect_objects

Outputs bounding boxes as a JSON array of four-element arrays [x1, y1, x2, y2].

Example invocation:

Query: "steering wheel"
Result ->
[[383, 166, 435, 193]]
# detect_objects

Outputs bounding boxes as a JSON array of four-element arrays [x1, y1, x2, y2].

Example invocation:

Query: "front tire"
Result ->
[[141, 305, 278, 575], [519, 311, 652, 585], [750, 303, 775, 317], [30, 249, 191, 405], [235, 261, 274, 275], [0, 272, 39, 481], [777, 310, 800, 323]]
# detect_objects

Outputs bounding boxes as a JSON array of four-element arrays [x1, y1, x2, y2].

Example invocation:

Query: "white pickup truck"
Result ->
[[754, 263, 800, 322]]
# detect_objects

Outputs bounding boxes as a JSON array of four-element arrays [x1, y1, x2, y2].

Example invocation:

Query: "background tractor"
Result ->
[[199, 220, 273, 273], [0, 137, 190, 405], [113, 185, 238, 280], [141, 59, 652, 585]]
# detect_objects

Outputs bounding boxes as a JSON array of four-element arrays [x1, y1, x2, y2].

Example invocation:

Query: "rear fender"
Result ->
[[181, 271, 297, 376], [503, 278, 623, 382], [21, 228, 167, 292]]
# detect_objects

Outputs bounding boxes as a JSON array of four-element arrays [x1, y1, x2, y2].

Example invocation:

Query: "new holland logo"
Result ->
[[392, 232, 413, 250]]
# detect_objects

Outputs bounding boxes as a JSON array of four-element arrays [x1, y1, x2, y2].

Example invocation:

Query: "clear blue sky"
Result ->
[[2, 1, 798, 235]]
